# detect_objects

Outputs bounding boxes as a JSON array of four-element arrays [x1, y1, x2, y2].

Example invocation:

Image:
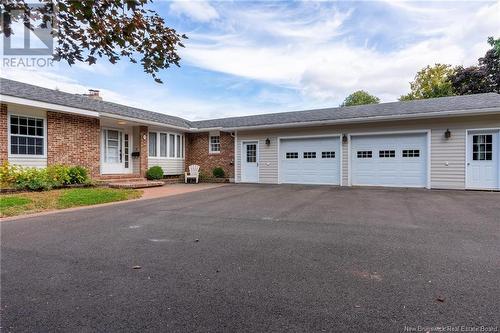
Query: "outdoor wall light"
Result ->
[[342, 134, 348, 144], [265, 138, 271, 145], [444, 129, 451, 139]]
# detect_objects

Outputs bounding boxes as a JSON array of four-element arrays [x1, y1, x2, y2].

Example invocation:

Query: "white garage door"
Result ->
[[280, 137, 340, 185], [351, 133, 428, 187]]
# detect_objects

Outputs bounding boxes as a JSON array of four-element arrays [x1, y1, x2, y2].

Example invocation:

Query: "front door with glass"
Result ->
[[101, 129, 131, 174]]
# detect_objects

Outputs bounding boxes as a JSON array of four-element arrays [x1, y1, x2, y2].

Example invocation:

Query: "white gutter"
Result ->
[[214, 107, 500, 131], [0, 94, 100, 118]]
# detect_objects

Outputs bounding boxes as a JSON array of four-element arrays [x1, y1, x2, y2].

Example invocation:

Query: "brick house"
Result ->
[[0, 78, 235, 181], [1, 78, 500, 190]]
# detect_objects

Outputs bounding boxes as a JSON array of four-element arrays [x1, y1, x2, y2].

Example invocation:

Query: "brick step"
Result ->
[[108, 180, 165, 189], [98, 174, 142, 180]]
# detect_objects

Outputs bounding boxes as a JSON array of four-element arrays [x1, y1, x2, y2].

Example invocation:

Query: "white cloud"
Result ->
[[170, 0, 219, 23], [181, 0, 500, 104], [2, 1, 499, 120], [0, 67, 284, 121]]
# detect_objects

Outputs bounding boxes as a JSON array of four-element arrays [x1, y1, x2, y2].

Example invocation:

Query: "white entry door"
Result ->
[[241, 141, 259, 182], [467, 131, 499, 189], [280, 137, 341, 185], [351, 133, 428, 187], [101, 129, 131, 174]]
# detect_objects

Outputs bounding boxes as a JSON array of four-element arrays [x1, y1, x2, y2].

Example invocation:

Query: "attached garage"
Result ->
[[350, 132, 429, 188], [279, 136, 341, 185]]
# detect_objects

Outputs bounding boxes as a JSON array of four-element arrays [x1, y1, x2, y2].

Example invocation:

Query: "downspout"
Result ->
[[232, 131, 237, 183]]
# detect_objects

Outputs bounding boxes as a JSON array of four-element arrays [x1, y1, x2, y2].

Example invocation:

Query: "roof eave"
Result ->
[[213, 107, 500, 131], [0, 94, 193, 131], [1, 94, 100, 118]]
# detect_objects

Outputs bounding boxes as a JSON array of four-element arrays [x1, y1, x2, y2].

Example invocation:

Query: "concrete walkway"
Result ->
[[1, 183, 227, 222], [140, 183, 226, 199]]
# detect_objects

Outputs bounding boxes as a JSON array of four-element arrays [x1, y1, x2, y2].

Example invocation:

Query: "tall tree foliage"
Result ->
[[451, 37, 500, 94], [399, 64, 455, 101], [341, 90, 380, 107], [1, 0, 187, 83]]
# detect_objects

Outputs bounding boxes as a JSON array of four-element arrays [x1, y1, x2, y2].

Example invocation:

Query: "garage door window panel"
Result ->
[[303, 152, 316, 159], [322, 151, 335, 158], [286, 152, 298, 159], [357, 151, 372, 158], [379, 150, 395, 158], [403, 150, 420, 158]]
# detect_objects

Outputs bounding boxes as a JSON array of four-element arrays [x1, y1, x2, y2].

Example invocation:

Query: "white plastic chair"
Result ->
[[185, 165, 200, 184]]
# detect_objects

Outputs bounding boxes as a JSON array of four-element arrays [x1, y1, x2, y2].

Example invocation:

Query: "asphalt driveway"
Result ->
[[1, 185, 499, 332]]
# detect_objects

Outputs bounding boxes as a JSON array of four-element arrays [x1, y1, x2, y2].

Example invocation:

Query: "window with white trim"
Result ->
[[10, 115, 44, 156], [210, 135, 220, 153], [286, 152, 298, 159], [472, 135, 493, 161], [169, 134, 175, 158], [176, 134, 181, 158], [150, 132, 184, 158], [379, 150, 395, 158], [357, 151, 372, 158], [322, 151, 335, 158], [402, 149, 420, 158], [160, 133, 168, 157], [148, 132, 157, 156], [303, 152, 316, 159]]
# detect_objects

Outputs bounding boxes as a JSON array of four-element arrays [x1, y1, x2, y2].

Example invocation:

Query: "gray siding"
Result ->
[[236, 115, 500, 189]]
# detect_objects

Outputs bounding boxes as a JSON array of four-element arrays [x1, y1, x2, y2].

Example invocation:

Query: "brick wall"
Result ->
[[0, 104, 7, 164], [139, 126, 148, 177], [185, 131, 234, 178], [47, 111, 100, 177]]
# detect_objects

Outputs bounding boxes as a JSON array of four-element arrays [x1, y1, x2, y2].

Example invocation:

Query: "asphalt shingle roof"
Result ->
[[0, 78, 192, 128], [191, 93, 500, 129], [1, 77, 499, 130]]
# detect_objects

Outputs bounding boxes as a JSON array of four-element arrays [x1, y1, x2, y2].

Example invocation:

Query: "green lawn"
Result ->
[[0, 188, 142, 218]]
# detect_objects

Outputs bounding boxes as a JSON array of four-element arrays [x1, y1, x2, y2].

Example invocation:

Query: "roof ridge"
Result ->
[[191, 92, 500, 125]]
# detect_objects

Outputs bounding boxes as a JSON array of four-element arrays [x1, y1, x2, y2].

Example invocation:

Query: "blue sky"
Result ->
[[1, 0, 499, 120]]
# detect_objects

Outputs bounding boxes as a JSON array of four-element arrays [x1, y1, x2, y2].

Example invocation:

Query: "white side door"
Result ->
[[241, 141, 259, 183], [467, 131, 499, 189]]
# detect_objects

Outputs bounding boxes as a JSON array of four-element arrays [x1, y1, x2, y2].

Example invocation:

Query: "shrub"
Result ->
[[212, 167, 225, 178], [14, 167, 53, 191], [0, 163, 90, 191], [68, 166, 89, 184], [0, 162, 22, 187], [146, 166, 164, 180], [46, 165, 71, 187]]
